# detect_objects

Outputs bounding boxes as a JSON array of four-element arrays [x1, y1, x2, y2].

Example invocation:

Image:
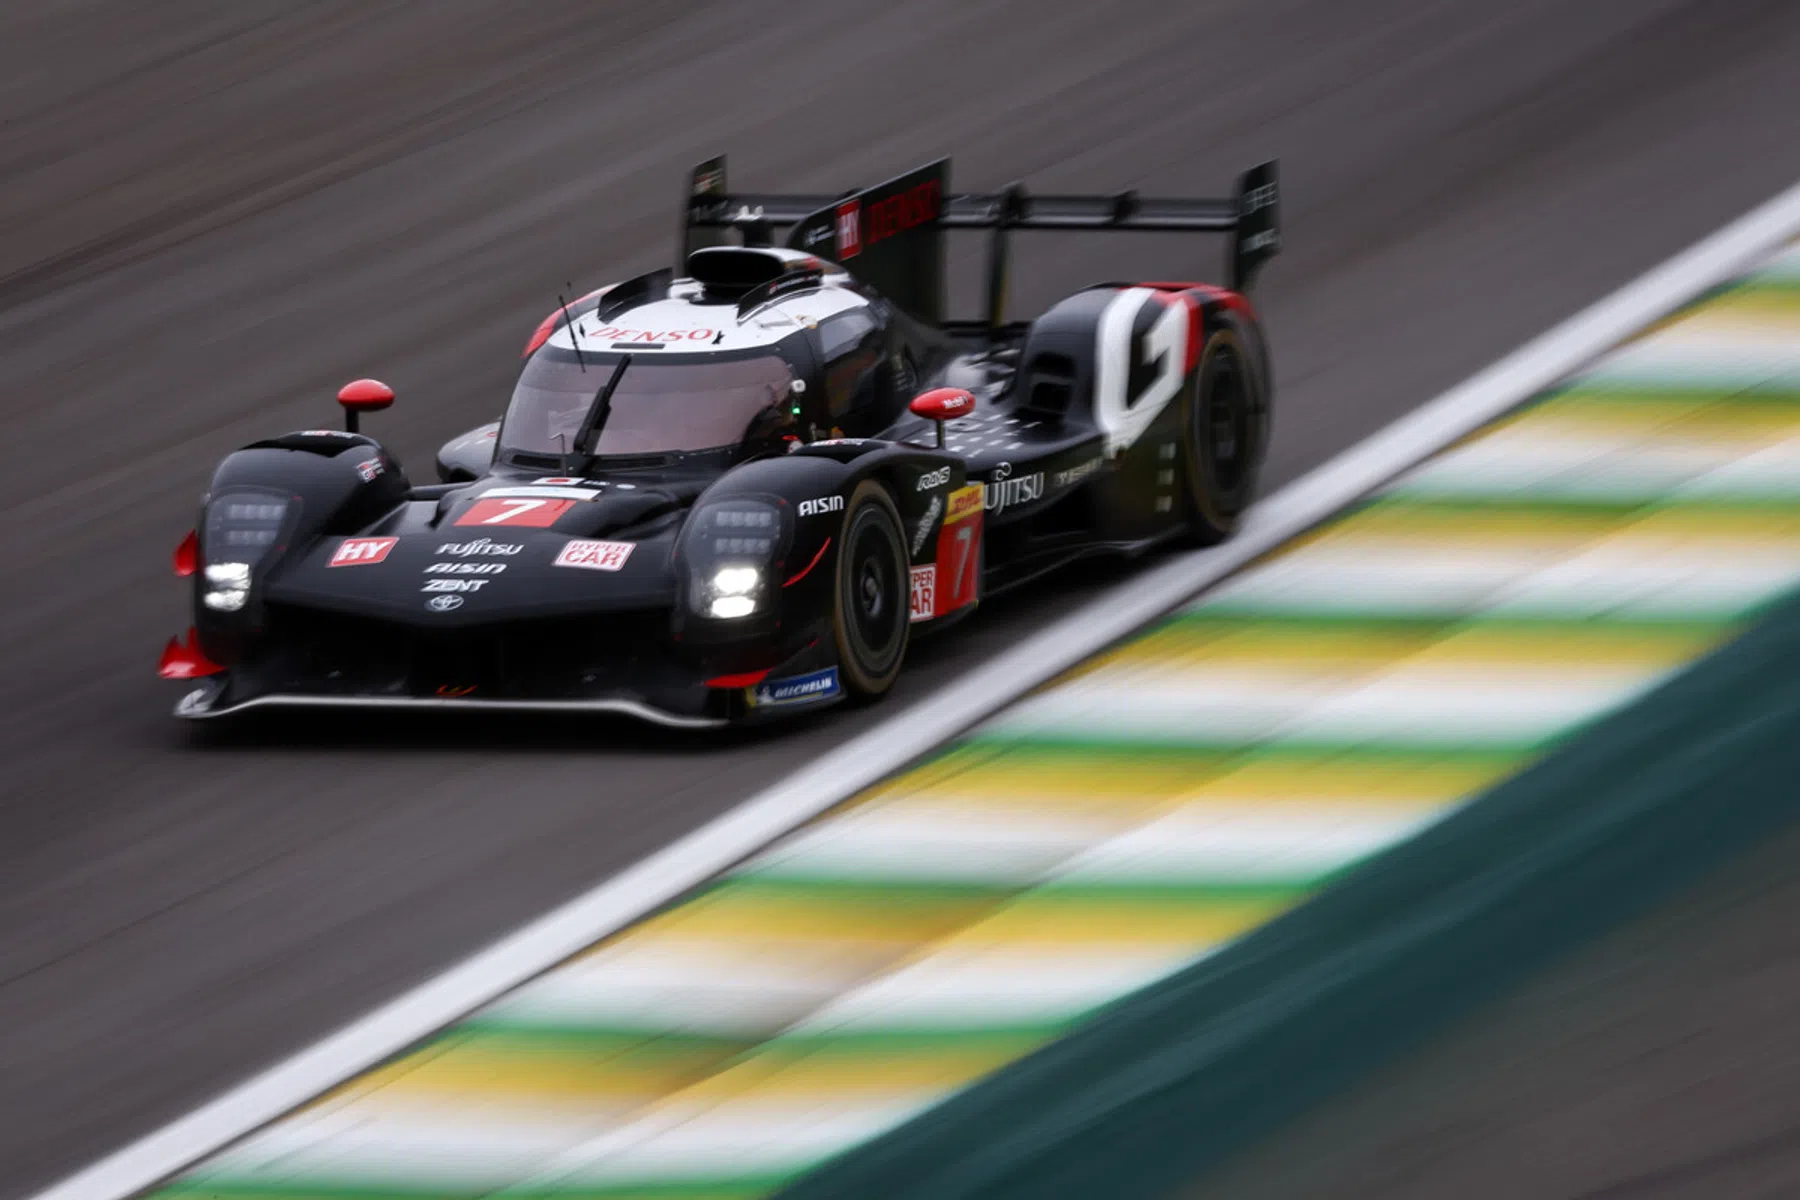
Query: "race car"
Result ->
[[160, 155, 1279, 727]]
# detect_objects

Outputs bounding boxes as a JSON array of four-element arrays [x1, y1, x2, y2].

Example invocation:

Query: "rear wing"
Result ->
[[680, 156, 1279, 327]]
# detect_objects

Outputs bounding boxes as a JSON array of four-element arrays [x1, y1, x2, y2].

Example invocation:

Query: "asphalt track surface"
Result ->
[[2, 2, 1798, 1197]]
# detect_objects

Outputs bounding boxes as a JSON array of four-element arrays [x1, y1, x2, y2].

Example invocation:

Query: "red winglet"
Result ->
[[173, 529, 198, 577], [704, 669, 772, 689], [158, 627, 223, 680]]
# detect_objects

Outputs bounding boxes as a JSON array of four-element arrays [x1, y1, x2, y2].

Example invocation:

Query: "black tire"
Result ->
[[1181, 320, 1270, 544], [832, 480, 910, 698]]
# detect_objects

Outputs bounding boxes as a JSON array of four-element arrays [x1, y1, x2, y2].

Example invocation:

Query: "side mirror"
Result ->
[[337, 378, 395, 434], [908, 387, 976, 449]]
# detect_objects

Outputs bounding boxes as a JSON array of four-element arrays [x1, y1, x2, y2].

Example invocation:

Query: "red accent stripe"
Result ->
[[173, 529, 198, 577], [705, 669, 771, 689], [158, 627, 223, 680], [1139, 281, 1258, 321], [783, 537, 830, 588]]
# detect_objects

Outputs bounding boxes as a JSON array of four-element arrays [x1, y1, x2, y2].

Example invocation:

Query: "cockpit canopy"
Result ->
[[498, 347, 796, 462]]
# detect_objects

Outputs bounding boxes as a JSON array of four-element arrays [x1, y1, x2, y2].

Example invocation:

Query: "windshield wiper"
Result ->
[[567, 353, 633, 473]]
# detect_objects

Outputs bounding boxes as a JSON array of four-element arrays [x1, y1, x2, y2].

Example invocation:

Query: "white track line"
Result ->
[[36, 175, 1800, 1200]]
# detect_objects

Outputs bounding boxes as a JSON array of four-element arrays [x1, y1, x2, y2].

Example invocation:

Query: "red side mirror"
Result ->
[[909, 387, 976, 448], [337, 378, 395, 434]]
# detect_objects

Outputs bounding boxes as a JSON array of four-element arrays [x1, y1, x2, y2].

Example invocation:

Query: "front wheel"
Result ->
[[1180, 319, 1270, 545], [831, 480, 910, 699]]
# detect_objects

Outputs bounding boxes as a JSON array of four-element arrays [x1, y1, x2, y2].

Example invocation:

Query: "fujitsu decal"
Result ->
[[436, 539, 522, 557], [982, 462, 1044, 515]]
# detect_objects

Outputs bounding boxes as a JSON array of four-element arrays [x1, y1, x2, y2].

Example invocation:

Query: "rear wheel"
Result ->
[[832, 480, 909, 698], [1181, 323, 1269, 544]]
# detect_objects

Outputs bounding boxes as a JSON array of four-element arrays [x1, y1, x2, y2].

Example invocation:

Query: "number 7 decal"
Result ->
[[455, 497, 577, 527]]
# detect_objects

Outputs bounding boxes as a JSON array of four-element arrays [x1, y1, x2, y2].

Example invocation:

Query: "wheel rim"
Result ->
[[844, 508, 904, 673], [1201, 347, 1250, 495]]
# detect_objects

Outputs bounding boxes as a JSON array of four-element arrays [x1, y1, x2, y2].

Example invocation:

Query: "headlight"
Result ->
[[682, 499, 788, 621], [201, 490, 294, 614], [203, 563, 252, 611]]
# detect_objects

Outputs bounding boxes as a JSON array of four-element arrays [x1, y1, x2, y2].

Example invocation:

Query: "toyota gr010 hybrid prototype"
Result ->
[[160, 155, 1280, 728]]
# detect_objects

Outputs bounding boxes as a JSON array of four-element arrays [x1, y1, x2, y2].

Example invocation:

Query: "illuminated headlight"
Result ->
[[203, 562, 252, 611], [708, 595, 757, 619], [683, 498, 788, 621], [712, 566, 761, 596]]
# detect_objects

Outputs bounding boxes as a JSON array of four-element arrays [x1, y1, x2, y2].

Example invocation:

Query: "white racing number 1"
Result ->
[[1093, 287, 1188, 458]]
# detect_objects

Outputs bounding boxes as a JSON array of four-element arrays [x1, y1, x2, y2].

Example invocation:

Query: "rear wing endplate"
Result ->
[[681, 157, 1279, 327]]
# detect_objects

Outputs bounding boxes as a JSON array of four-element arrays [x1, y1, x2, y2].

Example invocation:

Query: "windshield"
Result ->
[[499, 350, 795, 458]]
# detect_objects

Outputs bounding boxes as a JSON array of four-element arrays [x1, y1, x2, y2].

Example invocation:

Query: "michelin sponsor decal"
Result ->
[[748, 667, 841, 708]]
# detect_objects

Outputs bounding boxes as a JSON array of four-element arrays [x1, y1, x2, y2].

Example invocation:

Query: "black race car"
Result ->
[[160, 156, 1279, 727]]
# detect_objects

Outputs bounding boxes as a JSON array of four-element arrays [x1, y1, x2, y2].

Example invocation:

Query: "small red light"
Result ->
[[173, 529, 198, 577], [158, 627, 223, 680], [704, 669, 772, 689]]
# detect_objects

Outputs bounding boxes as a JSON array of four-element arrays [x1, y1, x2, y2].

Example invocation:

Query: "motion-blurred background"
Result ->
[[4, 2, 1800, 1197]]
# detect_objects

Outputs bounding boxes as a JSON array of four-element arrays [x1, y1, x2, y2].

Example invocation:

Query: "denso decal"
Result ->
[[589, 325, 717, 344], [553, 539, 635, 571], [354, 457, 383, 482], [917, 466, 951, 492], [749, 667, 841, 708], [424, 562, 505, 575], [909, 565, 936, 623], [422, 578, 489, 593], [454, 497, 578, 528], [983, 463, 1044, 514], [865, 178, 940, 249], [436, 539, 522, 557], [797, 495, 844, 517], [328, 537, 397, 567]]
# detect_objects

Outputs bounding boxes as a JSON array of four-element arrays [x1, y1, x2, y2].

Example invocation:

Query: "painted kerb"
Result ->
[[122, 239, 1800, 1200]]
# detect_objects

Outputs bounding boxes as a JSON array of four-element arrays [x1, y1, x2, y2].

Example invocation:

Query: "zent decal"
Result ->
[[328, 537, 397, 567], [455, 498, 577, 528], [1093, 287, 1188, 457], [553, 539, 635, 571]]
